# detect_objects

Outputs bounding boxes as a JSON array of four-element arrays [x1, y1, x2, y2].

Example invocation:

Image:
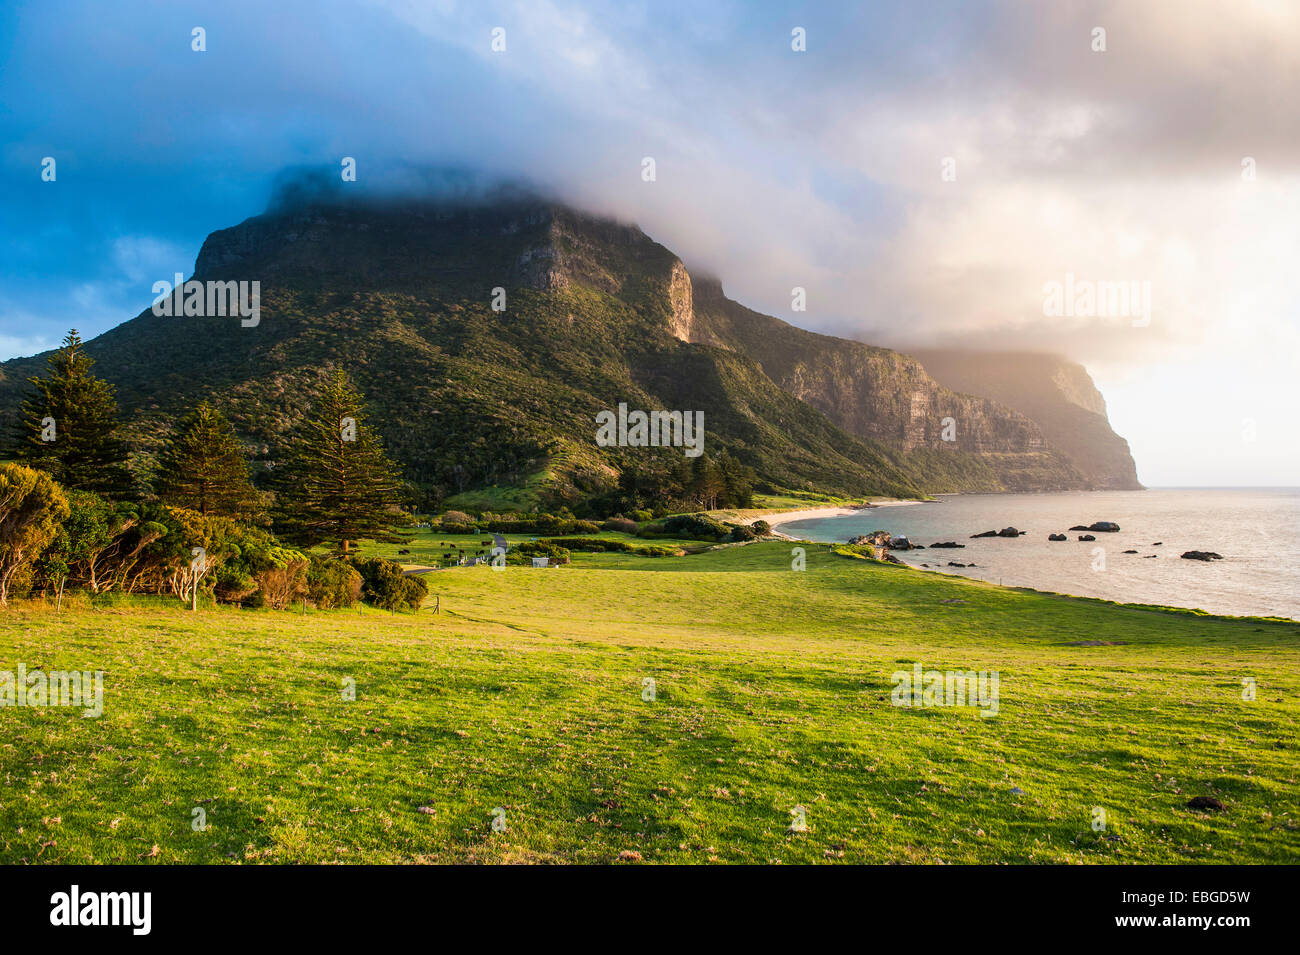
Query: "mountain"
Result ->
[[0, 189, 1141, 507], [907, 350, 1142, 490]]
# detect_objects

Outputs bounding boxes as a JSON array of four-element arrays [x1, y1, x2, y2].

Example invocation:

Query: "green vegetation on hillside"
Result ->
[[1, 197, 1110, 513]]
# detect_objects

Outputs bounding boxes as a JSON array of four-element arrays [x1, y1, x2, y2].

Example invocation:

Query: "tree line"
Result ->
[[0, 330, 417, 609]]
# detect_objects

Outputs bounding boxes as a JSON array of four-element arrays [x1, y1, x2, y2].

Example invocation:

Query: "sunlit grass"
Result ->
[[1, 538, 1295, 864]]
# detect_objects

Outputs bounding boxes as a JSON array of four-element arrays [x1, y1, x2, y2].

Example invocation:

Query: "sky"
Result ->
[[1, 0, 1296, 486]]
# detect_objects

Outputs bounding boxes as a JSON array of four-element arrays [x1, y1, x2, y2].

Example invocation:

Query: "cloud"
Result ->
[[1, 0, 1296, 480]]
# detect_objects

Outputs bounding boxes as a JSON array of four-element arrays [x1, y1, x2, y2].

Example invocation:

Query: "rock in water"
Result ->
[[1078, 534, 1096, 541], [848, 530, 893, 548], [998, 526, 1022, 538], [1088, 521, 1121, 532], [1181, 551, 1224, 561]]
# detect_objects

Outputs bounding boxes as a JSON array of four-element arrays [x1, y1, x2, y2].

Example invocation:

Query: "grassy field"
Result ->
[[1, 533, 1296, 864]]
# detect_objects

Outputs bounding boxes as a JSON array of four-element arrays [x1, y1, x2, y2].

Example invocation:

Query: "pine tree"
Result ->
[[155, 403, 266, 521], [689, 455, 726, 511], [715, 450, 755, 508], [273, 370, 408, 553], [14, 330, 131, 496]]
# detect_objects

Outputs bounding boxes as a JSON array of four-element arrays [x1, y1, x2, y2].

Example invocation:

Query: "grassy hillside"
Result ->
[[1, 537, 1295, 864]]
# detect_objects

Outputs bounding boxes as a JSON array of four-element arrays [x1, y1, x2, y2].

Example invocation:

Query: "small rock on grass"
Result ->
[[1186, 796, 1226, 811]]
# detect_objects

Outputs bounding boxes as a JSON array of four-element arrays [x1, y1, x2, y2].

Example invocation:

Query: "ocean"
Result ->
[[775, 488, 1300, 620]]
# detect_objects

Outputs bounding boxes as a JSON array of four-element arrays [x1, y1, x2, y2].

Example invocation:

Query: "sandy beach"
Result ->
[[763, 500, 926, 538]]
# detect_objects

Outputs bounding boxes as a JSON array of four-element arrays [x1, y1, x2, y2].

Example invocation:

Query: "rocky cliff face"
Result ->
[[908, 349, 1142, 490], [683, 276, 1113, 491]]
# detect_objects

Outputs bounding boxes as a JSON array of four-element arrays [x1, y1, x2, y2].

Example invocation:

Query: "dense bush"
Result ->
[[729, 524, 757, 542], [751, 520, 771, 536], [0, 464, 71, 606], [484, 514, 600, 536], [509, 540, 571, 564], [639, 513, 731, 542], [348, 556, 428, 611], [438, 521, 479, 534], [250, 547, 310, 610], [601, 517, 639, 534], [547, 537, 675, 557], [306, 556, 363, 609], [212, 564, 257, 604]]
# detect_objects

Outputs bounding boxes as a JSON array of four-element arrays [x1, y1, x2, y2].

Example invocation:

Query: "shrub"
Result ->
[[729, 524, 757, 542], [349, 556, 428, 611], [212, 566, 257, 604], [485, 514, 600, 536], [306, 556, 363, 609], [509, 540, 571, 565], [252, 546, 310, 610], [440, 510, 472, 525], [439, 521, 478, 534], [601, 517, 639, 534], [640, 513, 730, 542], [0, 464, 71, 606], [751, 520, 771, 536]]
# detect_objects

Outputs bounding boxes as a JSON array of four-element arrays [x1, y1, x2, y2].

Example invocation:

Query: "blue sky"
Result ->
[[1, 0, 1297, 484]]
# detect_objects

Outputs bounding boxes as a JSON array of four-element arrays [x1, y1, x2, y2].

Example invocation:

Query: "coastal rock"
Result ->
[[1088, 521, 1121, 532], [1048, 533, 1067, 541], [947, 561, 968, 567], [1078, 534, 1096, 541], [971, 530, 998, 538], [930, 541, 965, 548], [1181, 551, 1223, 561], [1069, 525, 1089, 531], [1123, 549, 1138, 554], [848, 530, 892, 548], [890, 536, 914, 550], [998, 526, 1023, 538]]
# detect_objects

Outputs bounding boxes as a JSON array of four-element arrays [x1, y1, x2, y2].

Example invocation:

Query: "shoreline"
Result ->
[[763, 500, 926, 540]]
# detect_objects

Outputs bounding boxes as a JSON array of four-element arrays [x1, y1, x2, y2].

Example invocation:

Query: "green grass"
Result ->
[[1, 539, 1296, 864]]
